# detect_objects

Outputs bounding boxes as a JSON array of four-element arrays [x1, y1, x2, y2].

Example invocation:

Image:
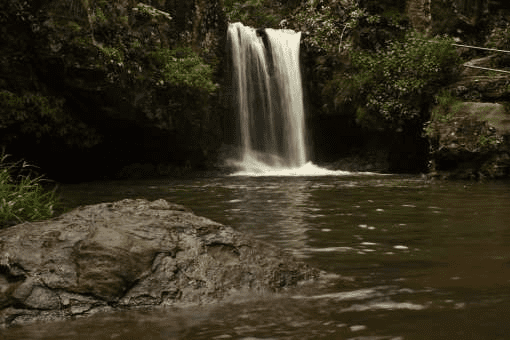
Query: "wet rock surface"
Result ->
[[0, 199, 319, 328], [427, 102, 510, 179]]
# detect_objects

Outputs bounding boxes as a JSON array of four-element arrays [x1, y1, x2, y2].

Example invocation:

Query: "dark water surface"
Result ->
[[4, 174, 510, 339]]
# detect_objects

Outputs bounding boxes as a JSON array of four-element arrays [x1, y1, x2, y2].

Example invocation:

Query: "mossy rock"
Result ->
[[427, 101, 510, 179]]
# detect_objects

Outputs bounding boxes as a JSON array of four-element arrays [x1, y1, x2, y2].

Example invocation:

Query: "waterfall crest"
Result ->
[[228, 22, 307, 172]]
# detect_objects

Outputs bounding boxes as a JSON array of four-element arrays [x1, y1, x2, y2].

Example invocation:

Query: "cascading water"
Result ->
[[227, 22, 355, 176], [228, 22, 307, 172]]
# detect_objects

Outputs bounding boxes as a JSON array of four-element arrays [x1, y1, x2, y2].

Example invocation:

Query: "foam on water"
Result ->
[[230, 161, 356, 176]]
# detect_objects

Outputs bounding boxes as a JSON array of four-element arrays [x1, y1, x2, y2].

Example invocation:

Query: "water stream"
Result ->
[[4, 175, 510, 339], [228, 22, 307, 172]]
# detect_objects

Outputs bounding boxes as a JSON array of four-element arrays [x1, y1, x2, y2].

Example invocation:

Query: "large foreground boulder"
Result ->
[[0, 199, 319, 328]]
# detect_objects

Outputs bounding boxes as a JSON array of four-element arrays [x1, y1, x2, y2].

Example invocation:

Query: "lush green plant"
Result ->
[[130, 39, 141, 49], [344, 32, 460, 131], [0, 153, 58, 226], [290, 0, 382, 53], [292, 2, 342, 52], [224, 0, 284, 28], [431, 91, 462, 122], [478, 135, 502, 148], [0, 91, 101, 148], [149, 48, 218, 93], [423, 91, 461, 137], [94, 6, 107, 24], [98, 45, 124, 64]]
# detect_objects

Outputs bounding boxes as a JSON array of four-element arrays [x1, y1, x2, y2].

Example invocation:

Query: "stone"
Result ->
[[0, 199, 319, 328], [427, 102, 510, 179]]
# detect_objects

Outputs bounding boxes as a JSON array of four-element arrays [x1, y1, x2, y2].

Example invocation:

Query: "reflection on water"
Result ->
[[227, 179, 314, 254], [4, 176, 510, 339]]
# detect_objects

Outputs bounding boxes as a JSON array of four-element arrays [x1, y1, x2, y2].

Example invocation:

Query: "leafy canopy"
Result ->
[[150, 48, 218, 93], [0, 91, 100, 147], [347, 32, 460, 130]]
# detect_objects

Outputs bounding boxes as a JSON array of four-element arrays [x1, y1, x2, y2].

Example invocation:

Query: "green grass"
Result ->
[[0, 153, 58, 227]]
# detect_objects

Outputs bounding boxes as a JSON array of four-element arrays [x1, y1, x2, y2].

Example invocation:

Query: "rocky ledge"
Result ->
[[427, 102, 510, 179], [0, 199, 319, 328]]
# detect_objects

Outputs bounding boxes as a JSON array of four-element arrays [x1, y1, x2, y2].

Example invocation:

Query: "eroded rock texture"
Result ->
[[0, 199, 319, 327]]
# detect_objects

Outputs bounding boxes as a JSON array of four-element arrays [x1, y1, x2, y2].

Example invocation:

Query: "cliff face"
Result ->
[[0, 0, 227, 181]]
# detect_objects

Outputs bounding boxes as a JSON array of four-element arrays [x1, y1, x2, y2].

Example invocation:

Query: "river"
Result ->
[[4, 174, 510, 339]]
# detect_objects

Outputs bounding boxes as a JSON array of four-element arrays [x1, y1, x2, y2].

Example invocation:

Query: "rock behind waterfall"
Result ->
[[0, 199, 319, 327]]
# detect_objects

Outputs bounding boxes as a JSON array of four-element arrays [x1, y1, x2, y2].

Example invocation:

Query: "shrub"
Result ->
[[224, 0, 284, 28], [343, 32, 460, 131], [290, 0, 389, 54], [0, 153, 58, 227], [0, 91, 101, 148], [98, 45, 124, 64], [149, 47, 218, 93], [423, 90, 461, 138], [292, 2, 343, 52]]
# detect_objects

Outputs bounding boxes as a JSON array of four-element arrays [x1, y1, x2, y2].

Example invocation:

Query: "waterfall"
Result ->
[[228, 22, 307, 172]]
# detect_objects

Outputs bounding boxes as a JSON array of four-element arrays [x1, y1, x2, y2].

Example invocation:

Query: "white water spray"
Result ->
[[228, 22, 307, 171], [227, 23, 363, 176]]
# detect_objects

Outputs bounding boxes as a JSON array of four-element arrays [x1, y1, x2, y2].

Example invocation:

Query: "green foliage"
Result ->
[[72, 35, 93, 48], [149, 48, 218, 93], [478, 135, 502, 148], [98, 45, 124, 64], [293, 3, 342, 52], [423, 91, 461, 138], [134, 3, 172, 21], [0, 91, 101, 148], [0, 153, 58, 226], [130, 39, 141, 49], [380, 8, 407, 30], [346, 32, 460, 131], [290, 0, 381, 53], [67, 21, 82, 32], [431, 91, 462, 122], [224, 0, 284, 28], [94, 6, 107, 24]]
